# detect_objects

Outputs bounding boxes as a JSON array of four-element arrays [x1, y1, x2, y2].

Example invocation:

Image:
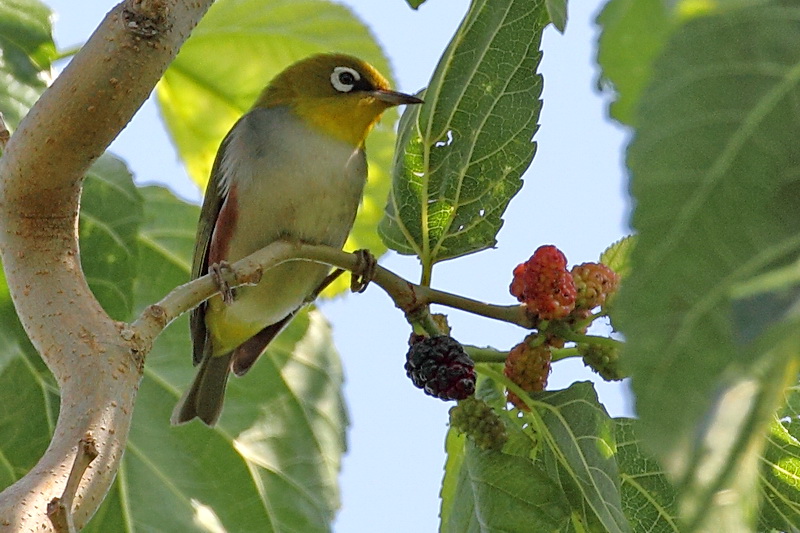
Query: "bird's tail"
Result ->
[[171, 351, 233, 426]]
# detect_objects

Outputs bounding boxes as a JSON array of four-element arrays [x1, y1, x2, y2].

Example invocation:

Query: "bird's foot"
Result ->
[[210, 261, 236, 304], [350, 249, 377, 293]]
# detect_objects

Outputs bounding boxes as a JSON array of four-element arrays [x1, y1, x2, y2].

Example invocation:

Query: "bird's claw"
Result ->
[[210, 261, 235, 304], [350, 249, 377, 293]]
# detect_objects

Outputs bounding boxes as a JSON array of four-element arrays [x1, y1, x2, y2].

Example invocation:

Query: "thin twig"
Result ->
[[47, 435, 99, 533]]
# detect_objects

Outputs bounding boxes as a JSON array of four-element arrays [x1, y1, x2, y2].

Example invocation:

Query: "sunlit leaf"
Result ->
[[379, 0, 547, 277], [615, 418, 679, 533]]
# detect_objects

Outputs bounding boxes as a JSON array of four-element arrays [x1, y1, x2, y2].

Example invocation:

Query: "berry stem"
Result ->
[[464, 345, 508, 363], [551, 347, 580, 362], [548, 323, 624, 350], [408, 307, 443, 337]]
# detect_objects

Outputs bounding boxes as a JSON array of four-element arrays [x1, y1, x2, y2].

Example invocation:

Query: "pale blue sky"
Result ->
[[47, 1, 631, 531]]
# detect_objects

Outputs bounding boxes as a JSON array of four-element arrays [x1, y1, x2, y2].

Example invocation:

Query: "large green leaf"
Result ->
[[0, 0, 55, 129], [534, 382, 629, 533], [87, 308, 346, 532], [480, 369, 630, 533], [156, 0, 398, 278], [84, 185, 348, 531], [379, 0, 546, 280], [595, 0, 673, 126], [443, 440, 570, 533], [616, 3, 800, 530], [80, 155, 143, 321]]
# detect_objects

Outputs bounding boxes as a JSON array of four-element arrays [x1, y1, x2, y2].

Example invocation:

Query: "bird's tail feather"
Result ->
[[171, 351, 233, 426]]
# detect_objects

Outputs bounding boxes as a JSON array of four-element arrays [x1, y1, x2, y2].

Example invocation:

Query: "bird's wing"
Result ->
[[190, 126, 237, 366]]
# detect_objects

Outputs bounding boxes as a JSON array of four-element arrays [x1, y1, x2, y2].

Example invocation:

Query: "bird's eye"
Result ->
[[331, 66, 361, 93]]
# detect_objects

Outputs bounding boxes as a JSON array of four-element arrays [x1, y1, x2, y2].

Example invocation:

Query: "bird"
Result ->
[[171, 53, 422, 426]]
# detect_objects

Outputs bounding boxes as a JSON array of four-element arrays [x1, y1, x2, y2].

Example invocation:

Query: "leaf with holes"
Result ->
[[379, 0, 546, 277]]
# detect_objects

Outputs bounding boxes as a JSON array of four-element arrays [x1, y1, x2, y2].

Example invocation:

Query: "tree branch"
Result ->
[[130, 241, 537, 354], [0, 0, 213, 529]]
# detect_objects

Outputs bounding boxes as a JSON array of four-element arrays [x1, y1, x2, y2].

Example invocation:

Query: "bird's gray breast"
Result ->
[[220, 105, 368, 256]]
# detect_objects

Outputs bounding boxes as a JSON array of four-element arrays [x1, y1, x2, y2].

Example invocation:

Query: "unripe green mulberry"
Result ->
[[578, 342, 624, 381], [449, 397, 508, 451]]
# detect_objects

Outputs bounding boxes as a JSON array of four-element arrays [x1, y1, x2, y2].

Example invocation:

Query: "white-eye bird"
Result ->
[[172, 53, 422, 426]]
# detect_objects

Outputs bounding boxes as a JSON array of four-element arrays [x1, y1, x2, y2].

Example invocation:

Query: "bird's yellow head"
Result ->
[[254, 53, 422, 147]]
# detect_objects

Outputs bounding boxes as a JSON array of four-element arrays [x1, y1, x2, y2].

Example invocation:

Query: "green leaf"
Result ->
[[481, 368, 630, 533], [534, 382, 630, 533], [440, 427, 467, 530], [156, 0, 398, 295], [599, 236, 634, 280], [595, 0, 673, 125], [132, 186, 198, 369], [88, 308, 347, 532], [0, 356, 57, 490], [617, 0, 800, 486], [85, 185, 348, 531], [443, 440, 571, 532], [80, 154, 143, 320], [617, 4, 800, 529], [546, 0, 568, 33], [758, 417, 800, 531], [379, 0, 547, 278], [406, 0, 427, 9], [615, 418, 679, 533], [0, 0, 56, 129]]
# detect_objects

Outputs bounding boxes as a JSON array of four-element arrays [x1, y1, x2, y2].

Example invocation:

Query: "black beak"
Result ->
[[371, 89, 424, 106]]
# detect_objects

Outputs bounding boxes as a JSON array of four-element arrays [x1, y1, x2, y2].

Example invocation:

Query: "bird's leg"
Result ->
[[305, 268, 345, 303], [350, 249, 377, 294], [304, 249, 377, 301], [209, 261, 236, 304]]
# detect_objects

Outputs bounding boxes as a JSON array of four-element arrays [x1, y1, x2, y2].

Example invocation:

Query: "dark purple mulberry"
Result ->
[[405, 335, 476, 401]]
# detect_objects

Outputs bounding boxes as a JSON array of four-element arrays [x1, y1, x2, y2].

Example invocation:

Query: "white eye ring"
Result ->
[[331, 66, 361, 93]]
